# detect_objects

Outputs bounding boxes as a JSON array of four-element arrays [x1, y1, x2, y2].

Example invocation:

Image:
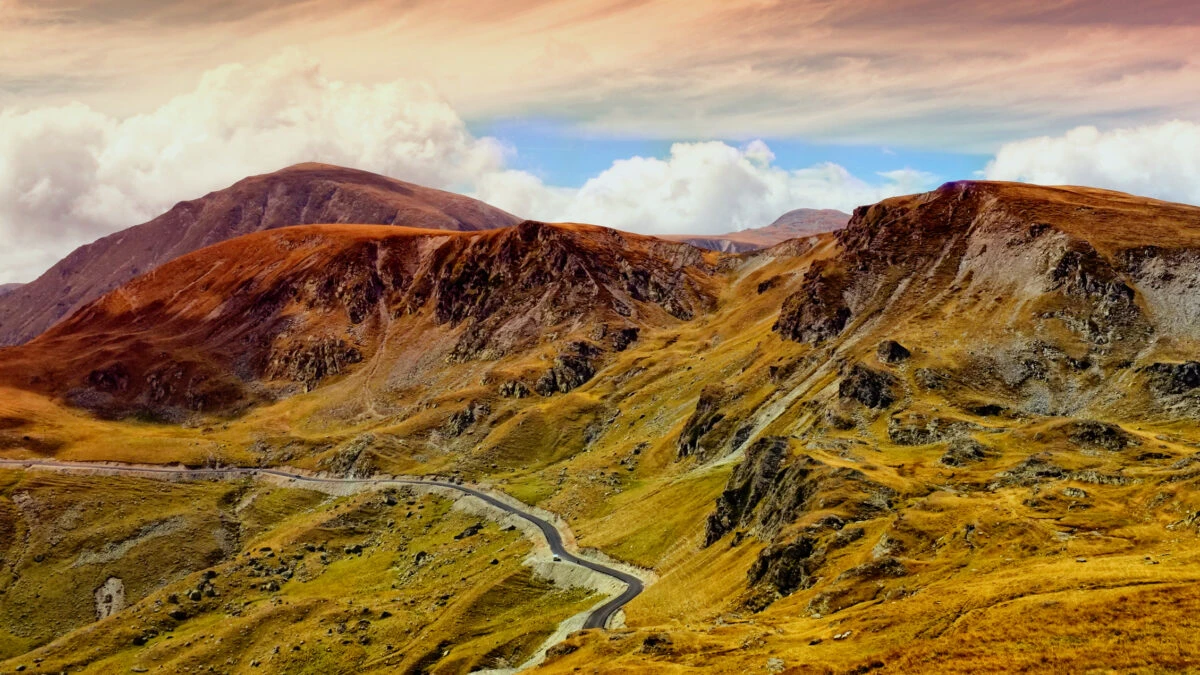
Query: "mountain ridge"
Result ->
[[0, 163, 522, 346], [663, 207, 848, 252]]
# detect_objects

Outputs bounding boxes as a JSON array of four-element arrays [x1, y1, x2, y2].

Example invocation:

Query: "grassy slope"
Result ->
[[0, 472, 593, 673]]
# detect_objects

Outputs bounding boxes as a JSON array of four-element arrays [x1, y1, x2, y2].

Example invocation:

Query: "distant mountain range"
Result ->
[[663, 208, 849, 252]]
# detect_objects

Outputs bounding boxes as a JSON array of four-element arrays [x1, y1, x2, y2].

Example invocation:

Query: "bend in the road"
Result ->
[[0, 458, 643, 633]]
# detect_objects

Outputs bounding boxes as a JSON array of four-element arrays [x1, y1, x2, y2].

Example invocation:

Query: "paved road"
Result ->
[[0, 458, 642, 630]]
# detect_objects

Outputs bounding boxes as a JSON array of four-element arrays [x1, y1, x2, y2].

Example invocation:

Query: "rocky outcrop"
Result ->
[[446, 401, 491, 437], [877, 340, 911, 364], [839, 365, 898, 409], [1145, 362, 1200, 395], [264, 339, 363, 391], [705, 437, 893, 546], [1047, 242, 1150, 346], [939, 438, 991, 467], [535, 342, 601, 396], [746, 538, 821, 596], [991, 454, 1067, 488], [1067, 421, 1137, 451], [887, 413, 977, 446], [773, 269, 851, 345], [94, 577, 126, 620], [498, 381, 531, 398], [319, 435, 377, 478], [611, 327, 640, 352], [677, 385, 730, 459]]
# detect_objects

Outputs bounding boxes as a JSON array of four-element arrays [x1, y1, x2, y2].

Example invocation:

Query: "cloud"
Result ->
[[0, 51, 506, 282], [6, 1, 1200, 150], [477, 143, 934, 235], [984, 121, 1200, 204], [0, 53, 936, 283]]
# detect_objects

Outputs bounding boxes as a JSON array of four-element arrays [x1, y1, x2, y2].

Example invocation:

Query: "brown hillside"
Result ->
[[0, 221, 719, 420], [0, 163, 522, 346]]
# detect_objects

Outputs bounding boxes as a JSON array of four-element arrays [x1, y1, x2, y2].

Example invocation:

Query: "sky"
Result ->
[[2, 0, 1200, 282]]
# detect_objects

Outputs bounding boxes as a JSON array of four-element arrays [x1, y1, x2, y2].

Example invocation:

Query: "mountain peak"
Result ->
[[0, 164, 522, 346]]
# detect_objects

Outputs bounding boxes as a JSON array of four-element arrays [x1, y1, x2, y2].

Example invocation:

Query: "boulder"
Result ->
[[839, 365, 898, 409], [876, 340, 911, 364]]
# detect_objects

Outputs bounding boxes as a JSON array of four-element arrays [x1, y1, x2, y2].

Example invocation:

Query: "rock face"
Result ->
[[263, 339, 364, 392], [772, 271, 851, 345], [939, 438, 991, 466], [839, 365, 898, 409], [770, 181, 1200, 419], [1067, 421, 1136, 451], [1145, 362, 1200, 395], [94, 577, 125, 620], [706, 437, 895, 609], [877, 340, 911, 364], [0, 163, 522, 346], [677, 385, 730, 459], [0, 221, 716, 418], [887, 412, 976, 446], [746, 538, 821, 596], [705, 437, 893, 546], [991, 454, 1068, 488], [534, 342, 602, 396]]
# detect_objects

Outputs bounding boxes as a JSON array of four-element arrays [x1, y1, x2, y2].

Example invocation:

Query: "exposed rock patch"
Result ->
[[94, 577, 125, 620], [1067, 421, 1137, 452], [991, 454, 1068, 488], [498, 381, 531, 398], [677, 385, 730, 460], [705, 437, 894, 546], [263, 339, 363, 391], [839, 365, 898, 409], [877, 340, 911, 364], [535, 342, 602, 396], [1145, 362, 1200, 396], [887, 413, 977, 446], [939, 438, 992, 467], [773, 269, 851, 345]]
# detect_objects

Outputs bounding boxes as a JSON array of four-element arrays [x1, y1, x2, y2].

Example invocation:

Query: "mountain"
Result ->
[[0, 163, 522, 346], [6, 181, 1200, 673], [0, 284, 20, 297], [663, 208, 848, 252], [0, 220, 716, 421]]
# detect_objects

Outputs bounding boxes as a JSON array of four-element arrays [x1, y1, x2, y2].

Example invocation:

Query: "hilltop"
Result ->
[[0, 163, 521, 346]]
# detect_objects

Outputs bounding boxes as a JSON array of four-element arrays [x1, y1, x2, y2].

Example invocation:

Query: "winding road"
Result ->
[[0, 458, 643, 631]]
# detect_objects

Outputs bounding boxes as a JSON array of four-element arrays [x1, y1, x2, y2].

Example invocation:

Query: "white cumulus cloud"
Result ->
[[985, 121, 1200, 205], [0, 51, 506, 283], [475, 141, 936, 236], [0, 52, 938, 283]]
